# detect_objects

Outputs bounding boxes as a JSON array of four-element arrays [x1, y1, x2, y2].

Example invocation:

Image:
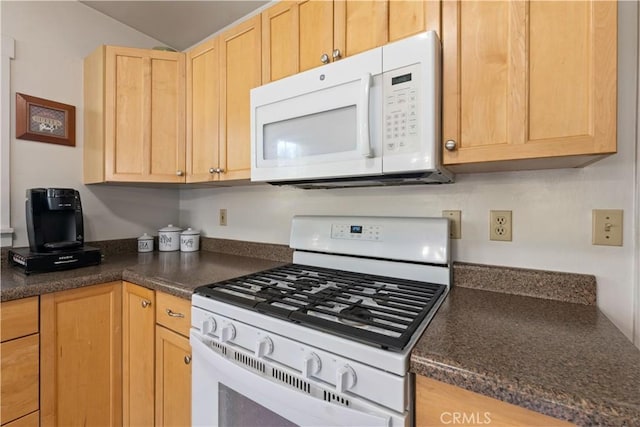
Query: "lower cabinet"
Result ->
[[416, 375, 573, 427], [122, 282, 192, 427], [40, 282, 122, 427], [0, 297, 39, 427]]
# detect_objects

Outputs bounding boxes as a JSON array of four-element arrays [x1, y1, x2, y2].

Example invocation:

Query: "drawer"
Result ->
[[1, 297, 38, 342], [155, 292, 191, 337], [1, 334, 39, 425]]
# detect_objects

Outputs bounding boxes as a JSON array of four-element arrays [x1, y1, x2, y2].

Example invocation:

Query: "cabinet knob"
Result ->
[[176, 170, 184, 176], [332, 49, 342, 61], [209, 168, 215, 174], [444, 140, 457, 151], [141, 299, 151, 308], [320, 53, 330, 64], [214, 167, 225, 174], [184, 355, 191, 365]]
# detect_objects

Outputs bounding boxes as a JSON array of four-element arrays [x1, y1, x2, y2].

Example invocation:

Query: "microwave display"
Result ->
[[392, 73, 412, 85]]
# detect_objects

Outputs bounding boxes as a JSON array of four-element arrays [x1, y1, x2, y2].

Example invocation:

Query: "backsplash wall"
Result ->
[[180, 2, 639, 344]]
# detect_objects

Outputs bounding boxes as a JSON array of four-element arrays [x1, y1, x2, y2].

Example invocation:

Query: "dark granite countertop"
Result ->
[[0, 250, 285, 301], [411, 287, 640, 426], [1, 247, 638, 425]]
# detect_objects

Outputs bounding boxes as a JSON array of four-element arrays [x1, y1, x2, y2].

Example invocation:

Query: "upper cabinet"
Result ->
[[186, 38, 220, 183], [388, 0, 441, 42], [441, 0, 617, 171], [84, 46, 186, 183], [218, 16, 262, 180]]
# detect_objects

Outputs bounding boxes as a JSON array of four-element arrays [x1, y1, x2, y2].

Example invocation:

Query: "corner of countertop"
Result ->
[[452, 261, 596, 305]]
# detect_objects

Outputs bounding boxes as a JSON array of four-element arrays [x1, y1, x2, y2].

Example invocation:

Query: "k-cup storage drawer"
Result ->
[[156, 292, 191, 337]]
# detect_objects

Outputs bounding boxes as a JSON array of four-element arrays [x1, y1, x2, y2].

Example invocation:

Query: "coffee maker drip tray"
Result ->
[[43, 241, 83, 251], [8, 246, 102, 275]]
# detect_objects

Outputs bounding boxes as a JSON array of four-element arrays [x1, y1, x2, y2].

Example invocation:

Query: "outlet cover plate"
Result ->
[[442, 210, 461, 239], [490, 210, 512, 241], [219, 208, 227, 226], [592, 209, 623, 246]]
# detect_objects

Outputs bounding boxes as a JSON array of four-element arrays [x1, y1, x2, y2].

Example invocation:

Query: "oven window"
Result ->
[[219, 384, 299, 427]]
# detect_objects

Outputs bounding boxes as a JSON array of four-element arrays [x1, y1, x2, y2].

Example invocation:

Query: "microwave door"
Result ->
[[251, 48, 383, 183]]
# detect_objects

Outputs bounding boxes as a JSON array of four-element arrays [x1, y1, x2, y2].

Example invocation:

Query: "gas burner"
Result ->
[[339, 302, 373, 326], [256, 287, 285, 300], [291, 277, 325, 291]]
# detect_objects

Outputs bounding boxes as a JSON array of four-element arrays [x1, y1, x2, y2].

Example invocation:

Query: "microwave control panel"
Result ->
[[331, 224, 383, 241], [383, 63, 421, 153]]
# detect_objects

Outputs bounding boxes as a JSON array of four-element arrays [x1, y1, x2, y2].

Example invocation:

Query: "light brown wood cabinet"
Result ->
[[261, 0, 441, 83], [0, 297, 39, 426], [122, 284, 192, 427], [441, 0, 617, 172], [40, 282, 122, 427], [185, 16, 261, 183], [84, 46, 186, 183], [416, 376, 574, 427], [123, 282, 156, 426]]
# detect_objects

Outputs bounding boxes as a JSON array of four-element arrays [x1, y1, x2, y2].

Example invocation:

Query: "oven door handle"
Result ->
[[190, 331, 393, 427]]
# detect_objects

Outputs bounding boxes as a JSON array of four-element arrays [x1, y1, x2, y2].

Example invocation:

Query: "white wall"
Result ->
[[2, 1, 180, 247], [180, 1, 640, 344]]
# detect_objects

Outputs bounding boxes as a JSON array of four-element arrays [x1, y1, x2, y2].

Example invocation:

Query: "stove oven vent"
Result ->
[[323, 390, 351, 407], [234, 351, 265, 374], [272, 368, 311, 394], [209, 340, 227, 356]]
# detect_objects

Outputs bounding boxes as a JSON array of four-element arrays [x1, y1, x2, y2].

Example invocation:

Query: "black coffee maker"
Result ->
[[26, 188, 84, 252], [9, 188, 101, 274]]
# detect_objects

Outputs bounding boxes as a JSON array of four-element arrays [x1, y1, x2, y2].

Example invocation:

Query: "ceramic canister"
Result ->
[[137, 233, 154, 253], [158, 224, 182, 251], [180, 227, 200, 252]]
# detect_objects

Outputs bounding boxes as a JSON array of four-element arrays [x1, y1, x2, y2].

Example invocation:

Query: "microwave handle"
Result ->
[[359, 73, 373, 158]]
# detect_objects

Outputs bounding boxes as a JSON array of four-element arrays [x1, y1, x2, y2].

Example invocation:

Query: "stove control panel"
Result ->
[[331, 224, 382, 241]]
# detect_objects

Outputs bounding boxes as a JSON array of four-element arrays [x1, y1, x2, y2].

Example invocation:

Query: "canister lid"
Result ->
[[180, 227, 199, 236], [159, 224, 182, 232], [138, 232, 153, 241]]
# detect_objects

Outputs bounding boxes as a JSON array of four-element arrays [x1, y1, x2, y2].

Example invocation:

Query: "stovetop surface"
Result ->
[[194, 263, 447, 351]]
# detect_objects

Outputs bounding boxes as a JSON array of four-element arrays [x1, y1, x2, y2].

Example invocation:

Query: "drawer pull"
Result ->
[[141, 300, 151, 308], [184, 355, 192, 365], [166, 308, 185, 318]]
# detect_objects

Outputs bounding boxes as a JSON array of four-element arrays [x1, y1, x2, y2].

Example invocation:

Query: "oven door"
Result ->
[[191, 331, 403, 427], [250, 47, 383, 183]]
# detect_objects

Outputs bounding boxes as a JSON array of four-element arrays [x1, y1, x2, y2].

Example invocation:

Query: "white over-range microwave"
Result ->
[[250, 31, 453, 189]]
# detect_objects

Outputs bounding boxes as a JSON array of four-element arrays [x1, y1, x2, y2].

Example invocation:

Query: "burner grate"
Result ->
[[195, 263, 447, 351]]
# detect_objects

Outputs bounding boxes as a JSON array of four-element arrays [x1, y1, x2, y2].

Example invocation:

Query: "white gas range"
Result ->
[[190, 215, 450, 426]]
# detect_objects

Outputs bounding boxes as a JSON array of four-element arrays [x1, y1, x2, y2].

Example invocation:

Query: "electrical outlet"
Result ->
[[219, 209, 227, 226], [442, 210, 461, 239], [592, 209, 623, 246], [490, 210, 512, 241]]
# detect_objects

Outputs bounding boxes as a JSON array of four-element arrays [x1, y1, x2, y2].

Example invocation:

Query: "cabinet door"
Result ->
[[388, 0, 441, 41], [155, 326, 191, 427], [40, 282, 122, 427], [105, 47, 185, 183], [1, 334, 39, 425], [442, 0, 616, 170], [334, 0, 388, 58], [186, 38, 220, 183], [219, 16, 261, 181], [123, 282, 155, 426]]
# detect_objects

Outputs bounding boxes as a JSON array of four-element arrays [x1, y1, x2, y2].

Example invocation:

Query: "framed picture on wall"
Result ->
[[16, 93, 75, 147]]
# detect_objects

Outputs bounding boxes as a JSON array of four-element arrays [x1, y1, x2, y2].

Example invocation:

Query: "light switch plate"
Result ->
[[592, 209, 623, 246], [442, 210, 461, 239]]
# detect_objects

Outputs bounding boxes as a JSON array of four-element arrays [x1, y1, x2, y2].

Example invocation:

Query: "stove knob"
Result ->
[[255, 337, 274, 358], [201, 317, 216, 335], [303, 352, 321, 378], [220, 323, 236, 343], [336, 365, 356, 393]]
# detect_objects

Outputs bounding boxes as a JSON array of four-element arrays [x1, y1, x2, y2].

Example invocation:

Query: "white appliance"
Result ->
[[250, 32, 453, 189], [191, 215, 451, 426]]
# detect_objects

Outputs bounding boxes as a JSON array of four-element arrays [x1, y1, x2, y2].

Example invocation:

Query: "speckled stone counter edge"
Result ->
[[453, 262, 596, 305], [200, 237, 293, 263], [410, 355, 631, 426]]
